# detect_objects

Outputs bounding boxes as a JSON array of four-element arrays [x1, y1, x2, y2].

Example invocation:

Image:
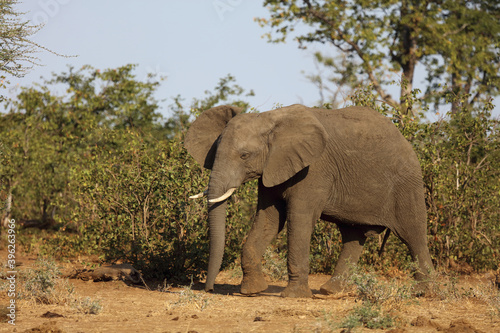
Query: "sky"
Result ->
[[7, 0, 499, 119]]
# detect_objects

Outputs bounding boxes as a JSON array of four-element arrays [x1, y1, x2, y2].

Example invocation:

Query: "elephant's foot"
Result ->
[[240, 274, 268, 295], [319, 277, 346, 295], [412, 269, 435, 297], [281, 283, 313, 298]]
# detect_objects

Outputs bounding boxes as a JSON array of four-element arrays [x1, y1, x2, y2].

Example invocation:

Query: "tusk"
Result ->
[[189, 190, 208, 199], [208, 188, 237, 203]]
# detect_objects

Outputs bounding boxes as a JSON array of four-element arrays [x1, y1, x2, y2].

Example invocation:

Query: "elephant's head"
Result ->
[[184, 104, 328, 291]]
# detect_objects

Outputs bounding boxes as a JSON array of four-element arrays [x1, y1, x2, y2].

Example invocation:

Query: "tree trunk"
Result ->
[[1, 183, 12, 227], [400, 64, 415, 116], [399, 1, 417, 116]]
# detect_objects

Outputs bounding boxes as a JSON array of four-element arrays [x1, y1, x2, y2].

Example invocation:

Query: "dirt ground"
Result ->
[[1, 250, 499, 333]]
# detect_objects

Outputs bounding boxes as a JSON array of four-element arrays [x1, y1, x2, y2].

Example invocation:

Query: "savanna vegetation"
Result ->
[[0, 0, 498, 286]]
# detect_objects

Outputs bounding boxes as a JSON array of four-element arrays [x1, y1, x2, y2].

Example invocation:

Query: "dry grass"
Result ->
[[9, 257, 103, 314]]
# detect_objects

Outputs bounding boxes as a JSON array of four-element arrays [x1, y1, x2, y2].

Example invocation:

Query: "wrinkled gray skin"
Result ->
[[184, 104, 434, 298]]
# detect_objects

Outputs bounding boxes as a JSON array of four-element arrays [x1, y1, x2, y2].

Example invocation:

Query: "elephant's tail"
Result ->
[[378, 228, 391, 257]]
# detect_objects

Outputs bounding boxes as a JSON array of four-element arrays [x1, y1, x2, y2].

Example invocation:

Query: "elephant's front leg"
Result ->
[[281, 211, 316, 298], [240, 200, 285, 295]]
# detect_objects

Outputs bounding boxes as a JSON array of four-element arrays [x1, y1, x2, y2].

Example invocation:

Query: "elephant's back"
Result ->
[[312, 106, 423, 185], [312, 106, 401, 139], [312, 106, 415, 157]]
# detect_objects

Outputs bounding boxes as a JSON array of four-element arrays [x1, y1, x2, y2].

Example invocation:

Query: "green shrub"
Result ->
[[416, 109, 500, 271], [347, 265, 414, 305], [19, 258, 67, 304], [263, 247, 288, 281], [339, 265, 414, 331], [72, 297, 103, 315], [166, 283, 213, 311], [16, 258, 102, 314], [341, 302, 395, 330], [72, 129, 257, 282]]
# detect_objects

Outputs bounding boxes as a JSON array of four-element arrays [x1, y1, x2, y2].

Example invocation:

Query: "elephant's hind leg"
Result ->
[[393, 224, 434, 280], [240, 199, 286, 295], [320, 224, 368, 295], [392, 188, 435, 293]]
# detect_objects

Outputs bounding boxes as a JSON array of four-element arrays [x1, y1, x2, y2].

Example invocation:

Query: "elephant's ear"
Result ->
[[263, 107, 328, 187], [184, 105, 242, 169]]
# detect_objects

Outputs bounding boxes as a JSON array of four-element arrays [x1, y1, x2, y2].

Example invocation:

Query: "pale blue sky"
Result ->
[[8, 1, 499, 119]]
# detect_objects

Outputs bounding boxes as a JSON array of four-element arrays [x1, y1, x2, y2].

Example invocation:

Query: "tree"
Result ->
[[0, 64, 257, 278], [0, 0, 41, 78], [0, 0, 71, 225], [257, 0, 499, 115], [0, 63, 255, 228], [0, 64, 165, 223], [423, 1, 500, 113], [0, 0, 69, 100]]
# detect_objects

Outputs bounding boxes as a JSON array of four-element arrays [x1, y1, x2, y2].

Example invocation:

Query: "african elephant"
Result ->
[[184, 104, 434, 298]]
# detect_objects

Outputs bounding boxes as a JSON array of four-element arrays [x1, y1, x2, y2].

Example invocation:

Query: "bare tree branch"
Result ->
[[302, 0, 399, 109]]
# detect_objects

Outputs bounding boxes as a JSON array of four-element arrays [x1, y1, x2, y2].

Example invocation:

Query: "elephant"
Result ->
[[184, 104, 434, 298]]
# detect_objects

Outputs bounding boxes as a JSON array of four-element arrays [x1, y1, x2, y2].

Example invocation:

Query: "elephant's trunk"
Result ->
[[204, 199, 227, 292], [204, 157, 243, 292]]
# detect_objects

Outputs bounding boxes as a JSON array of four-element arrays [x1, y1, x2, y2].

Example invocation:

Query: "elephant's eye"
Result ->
[[240, 152, 250, 160]]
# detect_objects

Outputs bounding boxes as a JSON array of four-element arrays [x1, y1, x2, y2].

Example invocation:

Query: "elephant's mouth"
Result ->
[[244, 171, 261, 182]]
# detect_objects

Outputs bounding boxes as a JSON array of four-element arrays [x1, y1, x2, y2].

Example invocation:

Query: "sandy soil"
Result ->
[[1, 251, 499, 333]]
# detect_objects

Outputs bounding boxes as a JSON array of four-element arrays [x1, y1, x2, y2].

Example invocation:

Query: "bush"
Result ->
[[72, 129, 257, 281], [0, 66, 256, 283], [340, 265, 414, 330], [15, 258, 102, 314], [416, 109, 500, 271], [341, 302, 395, 330], [19, 258, 67, 304]]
